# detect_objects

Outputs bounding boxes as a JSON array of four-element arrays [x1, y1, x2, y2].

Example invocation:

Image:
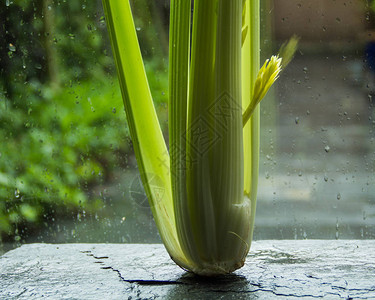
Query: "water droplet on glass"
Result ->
[[8, 43, 16, 52]]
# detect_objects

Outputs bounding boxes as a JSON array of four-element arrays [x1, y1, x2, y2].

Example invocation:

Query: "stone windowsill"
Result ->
[[1, 240, 375, 299]]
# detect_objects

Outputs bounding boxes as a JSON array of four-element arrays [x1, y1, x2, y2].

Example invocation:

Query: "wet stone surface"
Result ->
[[1, 240, 374, 299]]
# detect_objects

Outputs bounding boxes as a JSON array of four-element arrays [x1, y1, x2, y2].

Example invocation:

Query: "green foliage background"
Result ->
[[0, 0, 169, 241]]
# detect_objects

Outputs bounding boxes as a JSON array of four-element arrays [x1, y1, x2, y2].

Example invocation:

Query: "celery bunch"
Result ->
[[102, 0, 289, 276]]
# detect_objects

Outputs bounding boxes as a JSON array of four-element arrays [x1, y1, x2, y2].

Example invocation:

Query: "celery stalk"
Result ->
[[103, 0, 290, 276]]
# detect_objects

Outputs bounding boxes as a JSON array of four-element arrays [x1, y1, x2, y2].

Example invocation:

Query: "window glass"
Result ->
[[1, 0, 374, 255]]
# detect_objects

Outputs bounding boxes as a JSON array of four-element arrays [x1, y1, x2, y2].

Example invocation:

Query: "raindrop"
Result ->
[[112, 107, 116, 113], [6, 0, 10, 6], [295, 117, 299, 124], [15, 188, 20, 198], [136, 27, 141, 31], [324, 145, 330, 153], [8, 43, 16, 52], [336, 193, 341, 200], [335, 17, 341, 23], [324, 175, 328, 182], [303, 67, 308, 73]]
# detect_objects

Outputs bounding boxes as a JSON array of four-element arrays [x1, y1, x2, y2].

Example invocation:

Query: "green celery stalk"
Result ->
[[102, 0, 286, 276]]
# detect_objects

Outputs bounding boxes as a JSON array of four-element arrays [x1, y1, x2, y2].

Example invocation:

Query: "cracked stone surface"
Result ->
[[1, 240, 374, 299]]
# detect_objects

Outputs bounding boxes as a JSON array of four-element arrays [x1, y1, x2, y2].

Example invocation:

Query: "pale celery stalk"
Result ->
[[183, 0, 218, 271], [169, 0, 198, 267], [242, 0, 260, 246], [103, 0, 286, 276]]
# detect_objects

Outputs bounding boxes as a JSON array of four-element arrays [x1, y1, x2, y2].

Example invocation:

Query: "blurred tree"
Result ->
[[0, 0, 170, 243]]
